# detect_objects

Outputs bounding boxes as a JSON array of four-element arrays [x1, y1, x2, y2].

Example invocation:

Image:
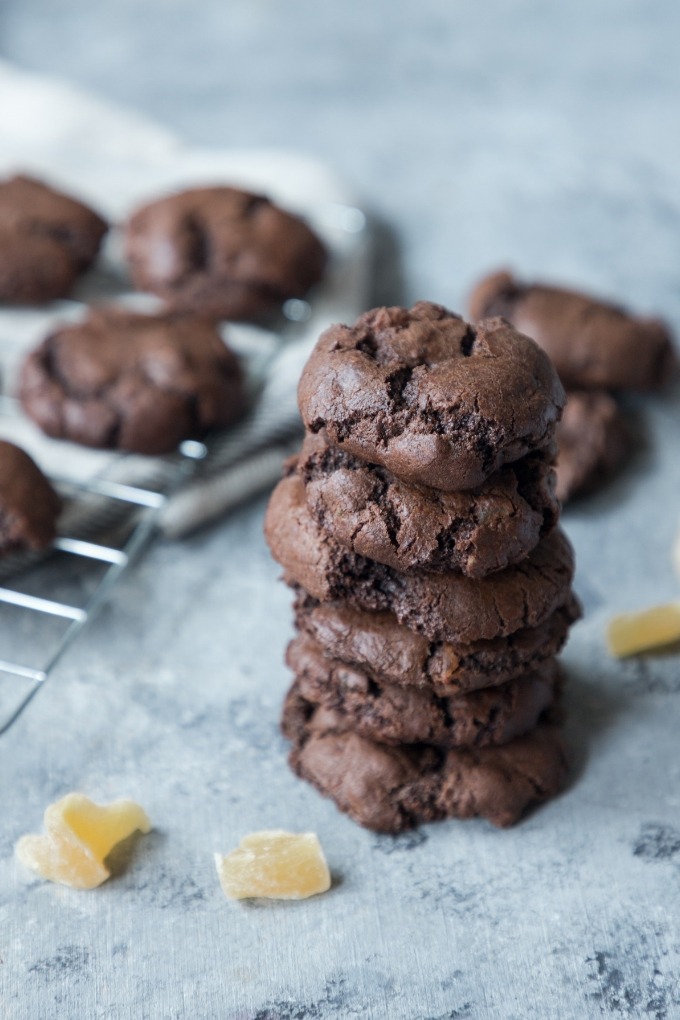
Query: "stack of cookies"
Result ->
[[265, 301, 580, 833]]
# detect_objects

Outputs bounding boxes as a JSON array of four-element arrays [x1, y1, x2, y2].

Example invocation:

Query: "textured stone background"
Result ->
[[1, 2, 680, 1018]]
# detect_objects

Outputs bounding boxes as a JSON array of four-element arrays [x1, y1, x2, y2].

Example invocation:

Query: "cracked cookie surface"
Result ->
[[293, 591, 581, 695], [265, 473, 575, 644], [468, 269, 677, 391], [0, 441, 61, 555], [124, 186, 327, 322], [298, 430, 558, 577], [287, 633, 560, 749], [283, 686, 569, 831], [0, 175, 107, 304], [19, 307, 245, 454], [297, 301, 565, 491]]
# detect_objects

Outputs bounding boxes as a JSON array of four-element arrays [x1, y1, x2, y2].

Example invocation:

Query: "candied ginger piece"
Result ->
[[16, 793, 151, 890], [215, 830, 331, 900], [607, 602, 680, 658]]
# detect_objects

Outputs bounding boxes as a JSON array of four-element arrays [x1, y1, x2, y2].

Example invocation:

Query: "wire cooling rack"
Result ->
[[0, 439, 205, 735], [0, 190, 372, 735]]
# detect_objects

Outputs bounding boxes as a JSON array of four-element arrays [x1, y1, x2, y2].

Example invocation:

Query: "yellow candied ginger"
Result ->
[[16, 793, 151, 889], [607, 602, 680, 658], [215, 830, 331, 900]]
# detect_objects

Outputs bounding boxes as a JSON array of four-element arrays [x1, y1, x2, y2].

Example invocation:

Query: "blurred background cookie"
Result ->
[[0, 439, 61, 555], [469, 269, 677, 503], [0, 174, 107, 304], [124, 185, 327, 322], [468, 269, 677, 392], [555, 391, 633, 503], [19, 307, 245, 455]]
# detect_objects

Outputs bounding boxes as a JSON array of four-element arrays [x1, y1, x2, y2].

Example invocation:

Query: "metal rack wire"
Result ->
[[0, 439, 207, 735], [0, 195, 370, 735]]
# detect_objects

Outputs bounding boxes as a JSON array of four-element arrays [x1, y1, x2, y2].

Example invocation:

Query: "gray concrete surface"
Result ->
[[2, 3, 680, 1018]]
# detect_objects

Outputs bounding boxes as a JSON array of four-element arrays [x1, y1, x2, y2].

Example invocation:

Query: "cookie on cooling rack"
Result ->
[[19, 307, 246, 455], [0, 175, 108, 304], [124, 185, 328, 322], [0, 440, 61, 555]]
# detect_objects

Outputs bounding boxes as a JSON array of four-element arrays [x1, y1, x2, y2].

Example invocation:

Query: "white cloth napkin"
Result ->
[[0, 61, 373, 536]]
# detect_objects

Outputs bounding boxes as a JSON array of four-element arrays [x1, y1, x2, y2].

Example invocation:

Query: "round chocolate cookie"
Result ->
[[287, 633, 560, 749], [297, 302, 565, 492], [19, 307, 245, 454], [0, 441, 61, 555], [556, 391, 632, 503], [283, 687, 569, 831], [124, 186, 327, 322], [298, 431, 558, 577], [468, 270, 677, 392], [0, 175, 107, 304], [293, 592, 581, 696], [265, 473, 575, 644]]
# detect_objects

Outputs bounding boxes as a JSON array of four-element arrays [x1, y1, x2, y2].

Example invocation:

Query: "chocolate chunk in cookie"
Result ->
[[265, 473, 575, 644], [556, 391, 633, 503], [298, 431, 558, 577], [19, 307, 245, 454], [287, 633, 560, 749], [0, 175, 107, 304], [283, 686, 569, 831], [468, 270, 677, 392], [297, 302, 565, 492], [0, 441, 61, 555], [124, 186, 327, 322], [293, 592, 581, 696]]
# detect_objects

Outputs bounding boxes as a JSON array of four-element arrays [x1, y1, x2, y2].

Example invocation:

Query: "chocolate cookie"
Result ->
[[124, 186, 327, 322], [265, 473, 575, 644], [293, 592, 581, 696], [297, 302, 565, 492], [19, 307, 245, 454], [0, 175, 107, 304], [556, 391, 632, 503], [287, 633, 560, 749], [468, 270, 677, 392], [0, 441, 61, 555], [298, 431, 558, 577], [283, 687, 569, 831]]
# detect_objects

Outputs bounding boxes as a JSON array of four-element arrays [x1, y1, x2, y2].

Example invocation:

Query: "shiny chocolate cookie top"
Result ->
[[298, 302, 565, 492]]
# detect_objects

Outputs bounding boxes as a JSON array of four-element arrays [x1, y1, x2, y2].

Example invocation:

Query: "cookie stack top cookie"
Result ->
[[298, 302, 564, 491], [266, 301, 579, 833]]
